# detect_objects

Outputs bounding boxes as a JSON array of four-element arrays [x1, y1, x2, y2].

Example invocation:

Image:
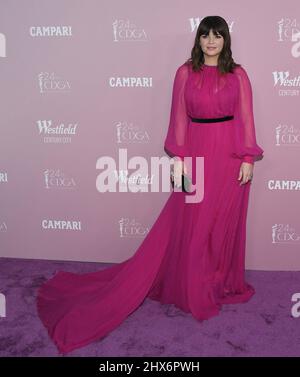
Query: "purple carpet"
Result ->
[[0, 257, 299, 357]]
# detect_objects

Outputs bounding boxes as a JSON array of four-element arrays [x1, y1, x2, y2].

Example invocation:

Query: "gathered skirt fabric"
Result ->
[[37, 117, 255, 354]]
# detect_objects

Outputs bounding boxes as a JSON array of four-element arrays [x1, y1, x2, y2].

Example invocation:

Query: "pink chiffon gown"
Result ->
[[37, 61, 264, 354]]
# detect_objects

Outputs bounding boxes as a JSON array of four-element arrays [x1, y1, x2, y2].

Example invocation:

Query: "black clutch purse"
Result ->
[[170, 172, 191, 193]]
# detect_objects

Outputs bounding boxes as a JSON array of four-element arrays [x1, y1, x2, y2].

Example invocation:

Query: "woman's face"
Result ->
[[199, 29, 224, 59]]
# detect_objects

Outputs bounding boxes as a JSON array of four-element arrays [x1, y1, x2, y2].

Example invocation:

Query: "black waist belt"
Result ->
[[189, 115, 234, 123]]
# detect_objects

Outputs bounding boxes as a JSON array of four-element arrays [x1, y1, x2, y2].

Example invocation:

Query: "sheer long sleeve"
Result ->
[[232, 66, 264, 165], [164, 63, 190, 161]]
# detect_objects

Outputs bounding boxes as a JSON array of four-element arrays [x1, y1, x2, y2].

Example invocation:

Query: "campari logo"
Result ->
[[30, 26, 72, 37], [268, 180, 300, 190], [42, 219, 82, 231], [109, 75, 153, 88]]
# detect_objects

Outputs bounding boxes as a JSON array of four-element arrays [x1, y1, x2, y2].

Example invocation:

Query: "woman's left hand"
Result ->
[[238, 162, 253, 185]]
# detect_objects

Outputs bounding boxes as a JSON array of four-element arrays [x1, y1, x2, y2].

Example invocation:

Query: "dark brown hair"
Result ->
[[185, 16, 241, 74]]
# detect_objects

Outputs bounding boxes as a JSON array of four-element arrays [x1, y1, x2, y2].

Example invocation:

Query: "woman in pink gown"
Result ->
[[37, 16, 264, 354]]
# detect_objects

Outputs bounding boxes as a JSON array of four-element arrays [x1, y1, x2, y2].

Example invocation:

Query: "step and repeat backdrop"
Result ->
[[0, 1, 299, 270]]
